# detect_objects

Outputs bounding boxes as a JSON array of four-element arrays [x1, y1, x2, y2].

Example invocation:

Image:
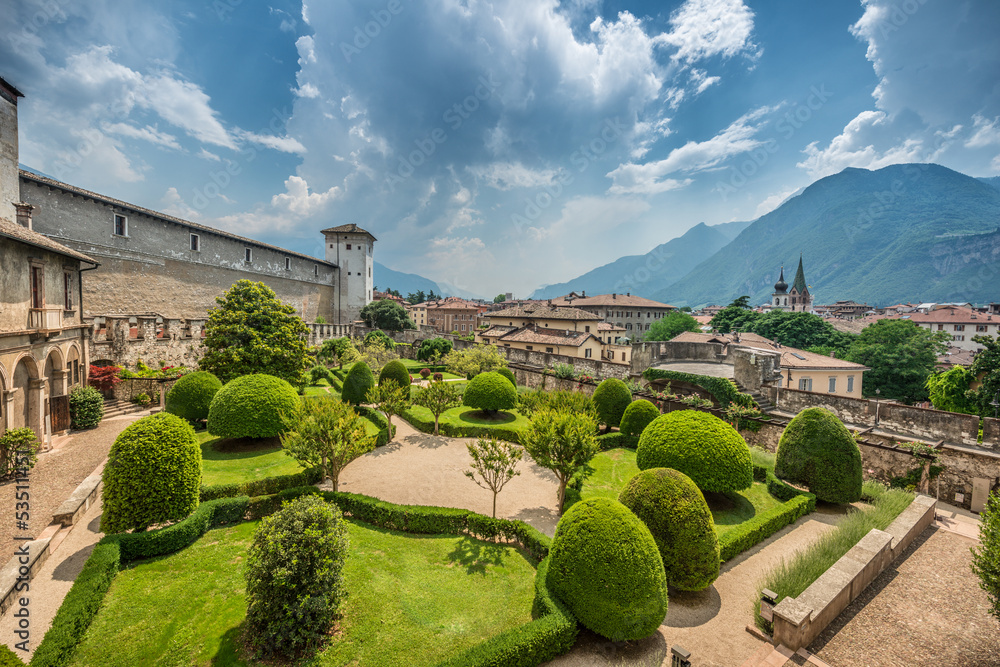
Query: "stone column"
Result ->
[[28, 378, 45, 440], [51, 369, 69, 397], [1, 390, 14, 434], [137, 316, 157, 342]]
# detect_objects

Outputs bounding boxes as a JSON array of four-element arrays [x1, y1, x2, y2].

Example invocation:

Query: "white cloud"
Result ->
[[213, 175, 342, 234], [966, 115, 1000, 148], [606, 106, 773, 194], [237, 130, 308, 154], [294, 82, 320, 98], [197, 148, 222, 162], [755, 188, 800, 217], [160, 186, 202, 220], [101, 122, 181, 150], [467, 162, 560, 190], [659, 0, 759, 65]]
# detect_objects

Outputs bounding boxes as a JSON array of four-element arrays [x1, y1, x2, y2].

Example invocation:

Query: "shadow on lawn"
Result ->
[[201, 436, 283, 461], [447, 535, 507, 576]]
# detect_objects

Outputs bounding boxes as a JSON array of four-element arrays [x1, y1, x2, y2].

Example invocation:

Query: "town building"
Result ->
[[888, 305, 1000, 352], [548, 291, 676, 337], [420, 297, 488, 334], [771, 256, 814, 313], [477, 304, 614, 362], [819, 300, 873, 318]]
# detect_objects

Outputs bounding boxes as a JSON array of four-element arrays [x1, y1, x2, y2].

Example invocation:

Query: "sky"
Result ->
[[2, 0, 999, 298]]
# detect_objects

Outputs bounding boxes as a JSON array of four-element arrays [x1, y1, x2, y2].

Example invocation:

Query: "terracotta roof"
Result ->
[[937, 346, 977, 368], [424, 297, 485, 311], [496, 326, 595, 347], [667, 331, 868, 371], [597, 322, 625, 331], [320, 223, 377, 240], [487, 305, 603, 321], [550, 293, 675, 309], [888, 306, 997, 324], [0, 218, 99, 265], [19, 170, 338, 267], [479, 325, 517, 337], [692, 315, 713, 325]]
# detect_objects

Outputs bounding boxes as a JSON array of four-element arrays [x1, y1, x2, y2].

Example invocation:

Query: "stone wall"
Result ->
[[731, 346, 781, 393]]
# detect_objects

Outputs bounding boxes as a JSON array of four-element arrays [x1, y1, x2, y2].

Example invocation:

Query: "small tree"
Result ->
[[281, 397, 376, 491], [319, 337, 357, 369], [522, 409, 599, 513], [364, 329, 396, 350], [360, 300, 415, 331], [416, 337, 453, 363], [355, 338, 397, 375], [442, 344, 507, 378], [413, 380, 462, 435], [0, 428, 39, 479], [464, 436, 522, 518], [643, 311, 701, 342], [199, 280, 311, 385], [972, 491, 1000, 622], [87, 364, 122, 393], [365, 380, 408, 439]]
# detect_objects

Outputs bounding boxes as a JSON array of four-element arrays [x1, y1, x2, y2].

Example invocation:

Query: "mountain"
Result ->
[[374, 262, 445, 298], [979, 176, 1000, 193], [528, 219, 751, 300], [656, 164, 1000, 308]]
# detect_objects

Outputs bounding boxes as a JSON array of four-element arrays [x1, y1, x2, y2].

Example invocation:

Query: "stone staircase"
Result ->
[[734, 381, 776, 413], [102, 398, 150, 420]]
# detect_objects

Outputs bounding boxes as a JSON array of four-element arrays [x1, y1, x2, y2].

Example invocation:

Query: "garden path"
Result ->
[[338, 417, 563, 536], [543, 503, 853, 667]]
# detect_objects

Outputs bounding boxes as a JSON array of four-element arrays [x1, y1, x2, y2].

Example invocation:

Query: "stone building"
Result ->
[[418, 297, 488, 334], [771, 256, 814, 313], [549, 291, 676, 338]]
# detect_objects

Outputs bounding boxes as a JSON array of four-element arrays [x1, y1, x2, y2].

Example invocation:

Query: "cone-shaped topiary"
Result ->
[[101, 412, 201, 533], [496, 367, 516, 388], [341, 362, 376, 405], [547, 497, 667, 640], [592, 378, 632, 429], [207, 373, 299, 439], [165, 371, 222, 423], [378, 359, 411, 388], [619, 399, 660, 437], [463, 371, 518, 413], [619, 468, 720, 591], [636, 410, 753, 492], [775, 407, 862, 503]]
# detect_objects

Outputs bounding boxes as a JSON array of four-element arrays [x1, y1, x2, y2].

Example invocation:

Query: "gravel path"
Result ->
[[0, 413, 146, 558], [810, 526, 1000, 667], [542, 504, 852, 667], [339, 418, 563, 535]]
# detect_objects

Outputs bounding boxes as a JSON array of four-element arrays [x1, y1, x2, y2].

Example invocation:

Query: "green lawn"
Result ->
[[69, 519, 537, 667], [402, 404, 530, 436], [564, 448, 785, 537]]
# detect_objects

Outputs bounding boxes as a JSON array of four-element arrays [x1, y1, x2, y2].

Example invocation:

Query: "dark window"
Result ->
[[977, 325, 988, 332], [954, 324, 965, 331], [64, 272, 73, 310], [31, 265, 43, 309], [526, 345, 533, 350], [114, 214, 127, 236], [244, 248, 252, 263], [314, 264, 319, 276], [190, 234, 199, 251], [346, 244, 352, 250], [285, 257, 291, 271], [545, 347, 553, 353]]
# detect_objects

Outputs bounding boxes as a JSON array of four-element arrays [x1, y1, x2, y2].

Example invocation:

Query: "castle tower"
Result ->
[[0, 76, 24, 224], [322, 224, 375, 324], [772, 266, 789, 310], [788, 255, 813, 313]]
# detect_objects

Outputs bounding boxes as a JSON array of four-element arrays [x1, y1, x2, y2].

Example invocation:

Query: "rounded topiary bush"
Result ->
[[619, 468, 720, 590], [165, 371, 222, 423], [619, 399, 660, 437], [378, 359, 411, 389], [547, 497, 667, 640], [496, 367, 516, 388], [463, 371, 518, 413], [363, 329, 395, 350], [341, 362, 375, 405], [592, 378, 632, 430], [636, 410, 752, 492], [207, 373, 299, 439], [69, 385, 104, 429], [775, 407, 862, 503], [101, 412, 201, 533], [245, 495, 349, 658]]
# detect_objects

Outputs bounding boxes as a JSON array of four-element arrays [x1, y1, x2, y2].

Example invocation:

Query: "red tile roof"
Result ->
[[0, 218, 98, 265], [495, 326, 595, 347], [888, 306, 997, 324], [550, 293, 675, 309], [487, 305, 603, 321]]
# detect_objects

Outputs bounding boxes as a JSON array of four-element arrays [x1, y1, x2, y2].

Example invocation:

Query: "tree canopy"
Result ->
[[199, 280, 310, 385], [843, 319, 948, 404], [643, 311, 701, 342], [359, 299, 415, 331], [493, 293, 507, 303], [926, 366, 975, 414], [967, 334, 1000, 417]]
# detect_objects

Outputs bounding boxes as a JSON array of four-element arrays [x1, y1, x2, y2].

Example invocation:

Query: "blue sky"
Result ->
[[3, 0, 999, 298]]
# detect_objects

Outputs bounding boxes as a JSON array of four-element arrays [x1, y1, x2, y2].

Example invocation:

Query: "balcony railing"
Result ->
[[28, 307, 62, 331]]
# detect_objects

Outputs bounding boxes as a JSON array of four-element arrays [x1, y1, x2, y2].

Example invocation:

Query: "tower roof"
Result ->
[[791, 255, 808, 293], [321, 223, 377, 241], [773, 266, 788, 294]]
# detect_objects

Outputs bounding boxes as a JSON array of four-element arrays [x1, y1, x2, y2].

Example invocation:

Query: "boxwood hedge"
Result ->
[[165, 371, 222, 423], [341, 362, 376, 405], [774, 407, 863, 504], [591, 379, 632, 429], [68, 386, 104, 430], [207, 373, 299, 439], [378, 359, 412, 389], [463, 371, 518, 413], [619, 399, 660, 437], [400, 406, 523, 443]]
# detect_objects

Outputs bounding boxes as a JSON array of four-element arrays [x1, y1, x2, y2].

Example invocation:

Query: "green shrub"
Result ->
[[546, 498, 667, 641], [308, 365, 336, 386], [552, 363, 575, 380], [518, 389, 596, 419], [972, 491, 1000, 622], [636, 410, 753, 493], [100, 413, 201, 534], [199, 466, 324, 501], [416, 337, 453, 362], [363, 329, 395, 350], [496, 367, 517, 388], [594, 431, 638, 450], [207, 374, 299, 439], [775, 407, 863, 504], [68, 385, 103, 429], [0, 427, 39, 479], [619, 399, 660, 437], [165, 371, 222, 423], [619, 468, 720, 591], [0, 645, 25, 666], [378, 359, 411, 388], [399, 407, 523, 444], [341, 361, 376, 405], [641, 368, 755, 407], [245, 495, 349, 659], [592, 378, 632, 429], [463, 371, 518, 413]]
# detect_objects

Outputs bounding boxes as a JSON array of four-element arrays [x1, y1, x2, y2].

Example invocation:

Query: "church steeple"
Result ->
[[774, 266, 788, 294], [791, 254, 808, 294]]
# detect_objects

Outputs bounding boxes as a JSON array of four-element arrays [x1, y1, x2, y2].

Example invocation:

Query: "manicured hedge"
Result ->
[[619, 399, 660, 437], [636, 410, 753, 493], [199, 467, 324, 501], [378, 359, 411, 389], [437, 556, 578, 667], [592, 379, 632, 429], [165, 371, 222, 423], [400, 407, 523, 444], [353, 405, 397, 447], [68, 386, 103, 430], [207, 374, 299, 439], [341, 362, 375, 405], [775, 407, 863, 504], [594, 431, 639, 451], [546, 498, 667, 641], [717, 474, 816, 562], [464, 372, 518, 412], [0, 645, 24, 667], [642, 369, 755, 408], [496, 367, 517, 388]]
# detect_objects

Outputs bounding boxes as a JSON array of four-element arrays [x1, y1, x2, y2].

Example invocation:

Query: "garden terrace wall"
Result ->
[[771, 494, 937, 652], [766, 386, 983, 447]]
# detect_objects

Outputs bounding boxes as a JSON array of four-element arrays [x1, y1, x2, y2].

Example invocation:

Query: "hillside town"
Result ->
[[1, 2, 999, 666]]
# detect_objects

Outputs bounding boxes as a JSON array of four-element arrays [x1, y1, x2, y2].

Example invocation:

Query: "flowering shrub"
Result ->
[[725, 402, 765, 433]]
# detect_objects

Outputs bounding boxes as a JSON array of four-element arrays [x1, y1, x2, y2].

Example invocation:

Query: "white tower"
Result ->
[[322, 224, 375, 324]]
